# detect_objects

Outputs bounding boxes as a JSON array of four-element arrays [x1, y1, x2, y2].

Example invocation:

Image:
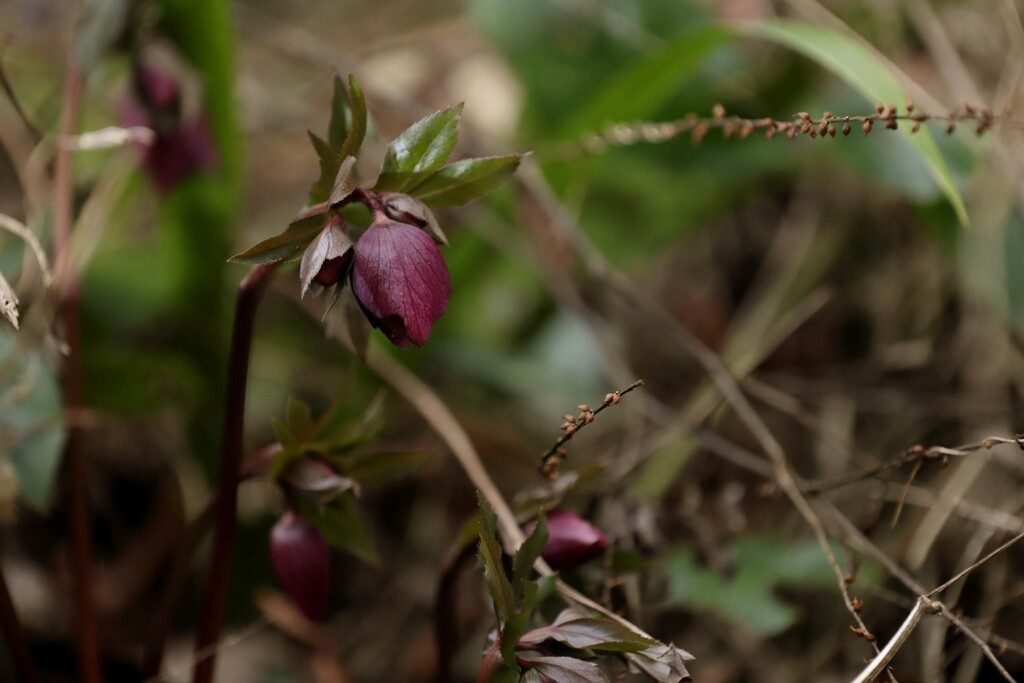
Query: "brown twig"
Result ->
[[927, 530, 1024, 599], [0, 51, 43, 143], [549, 102, 1004, 160], [0, 564, 39, 683], [539, 380, 644, 476], [191, 262, 278, 683], [805, 435, 1024, 494]]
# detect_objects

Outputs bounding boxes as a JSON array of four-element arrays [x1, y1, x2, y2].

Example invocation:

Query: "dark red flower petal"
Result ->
[[269, 511, 330, 621], [525, 509, 608, 571], [351, 217, 451, 348]]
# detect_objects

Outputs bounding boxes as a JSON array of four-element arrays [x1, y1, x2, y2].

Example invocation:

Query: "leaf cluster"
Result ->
[[230, 75, 522, 266], [476, 496, 689, 683], [270, 395, 430, 565]]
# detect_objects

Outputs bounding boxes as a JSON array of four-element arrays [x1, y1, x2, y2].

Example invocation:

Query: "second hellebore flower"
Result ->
[[526, 509, 609, 571]]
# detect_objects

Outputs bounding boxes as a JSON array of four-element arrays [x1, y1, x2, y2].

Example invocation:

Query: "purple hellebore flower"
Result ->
[[350, 214, 451, 348], [122, 66, 216, 193], [269, 511, 330, 622], [526, 509, 609, 571]]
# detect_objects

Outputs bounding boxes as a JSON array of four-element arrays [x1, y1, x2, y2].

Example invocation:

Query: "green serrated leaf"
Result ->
[[338, 75, 368, 162], [328, 75, 351, 152], [308, 131, 341, 205], [478, 494, 515, 623], [409, 155, 522, 207], [374, 104, 463, 192], [297, 494, 378, 565], [500, 612, 527, 674], [229, 213, 326, 265], [740, 20, 970, 227], [513, 512, 547, 597], [286, 398, 314, 441]]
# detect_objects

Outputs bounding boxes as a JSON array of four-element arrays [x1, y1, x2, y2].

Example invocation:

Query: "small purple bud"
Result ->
[[269, 511, 330, 621], [351, 215, 451, 348], [299, 215, 354, 297], [526, 509, 608, 571]]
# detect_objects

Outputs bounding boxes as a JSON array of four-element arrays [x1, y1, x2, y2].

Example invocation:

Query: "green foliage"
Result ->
[[409, 155, 523, 208], [0, 336, 65, 511], [667, 536, 841, 636], [741, 20, 971, 227], [374, 104, 464, 191], [269, 395, 428, 566]]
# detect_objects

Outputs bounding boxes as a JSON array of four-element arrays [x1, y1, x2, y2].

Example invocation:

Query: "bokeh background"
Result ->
[[2, 0, 1024, 681]]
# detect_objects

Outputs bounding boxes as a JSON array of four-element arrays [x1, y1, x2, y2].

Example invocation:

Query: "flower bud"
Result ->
[[525, 509, 608, 571], [269, 511, 330, 621], [351, 215, 451, 348]]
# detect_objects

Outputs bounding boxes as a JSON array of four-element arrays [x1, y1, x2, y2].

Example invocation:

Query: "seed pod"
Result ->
[[863, 120, 873, 135], [886, 119, 898, 130], [842, 122, 851, 136]]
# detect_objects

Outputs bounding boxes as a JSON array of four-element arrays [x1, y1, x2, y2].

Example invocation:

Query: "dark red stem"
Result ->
[[54, 52, 102, 683], [0, 566, 39, 683], [191, 262, 278, 683]]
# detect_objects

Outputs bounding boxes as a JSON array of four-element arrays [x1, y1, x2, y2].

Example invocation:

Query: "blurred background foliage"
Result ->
[[1, 0, 1024, 681]]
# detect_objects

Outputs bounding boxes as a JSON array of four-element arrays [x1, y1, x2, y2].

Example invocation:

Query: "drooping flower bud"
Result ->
[[299, 214, 354, 297], [269, 511, 330, 621], [351, 215, 451, 348], [526, 509, 608, 571]]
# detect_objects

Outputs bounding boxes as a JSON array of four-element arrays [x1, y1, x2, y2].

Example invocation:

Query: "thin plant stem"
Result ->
[[54, 46, 102, 683], [191, 262, 278, 683], [0, 565, 39, 683]]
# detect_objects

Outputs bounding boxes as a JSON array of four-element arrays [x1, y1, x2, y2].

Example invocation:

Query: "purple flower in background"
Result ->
[[269, 511, 330, 621], [122, 65, 216, 193], [526, 509, 608, 571], [350, 213, 451, 348]]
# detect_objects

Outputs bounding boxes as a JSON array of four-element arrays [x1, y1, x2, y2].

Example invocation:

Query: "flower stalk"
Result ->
[[191, 262, 278, 683]]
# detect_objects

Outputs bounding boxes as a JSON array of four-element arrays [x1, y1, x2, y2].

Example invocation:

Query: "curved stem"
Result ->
[[191, 262, 278, 683]]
